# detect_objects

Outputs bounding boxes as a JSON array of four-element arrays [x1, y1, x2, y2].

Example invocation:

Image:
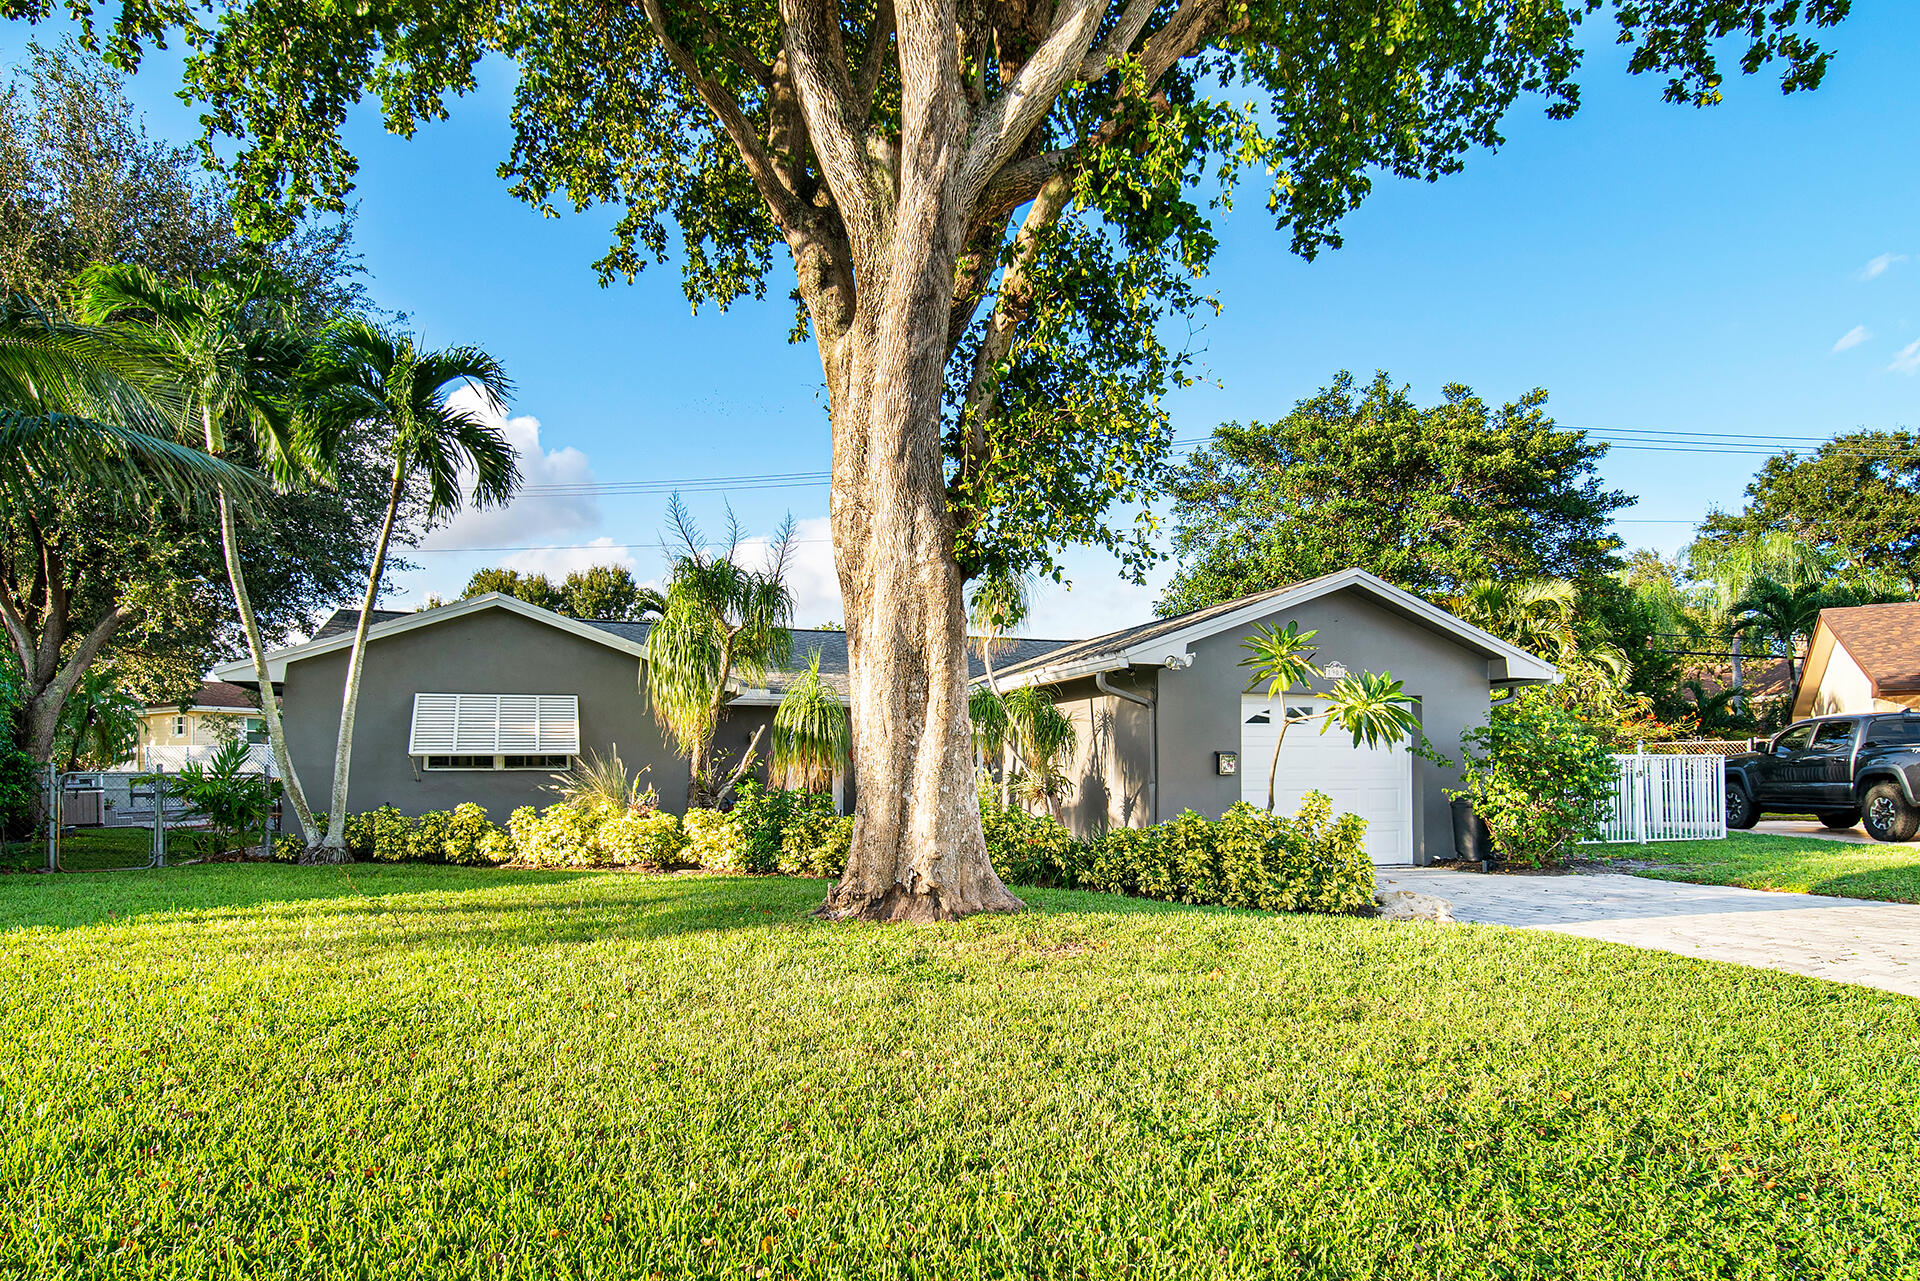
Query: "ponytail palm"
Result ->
[[645, 502, 796, 807], [307, 320, 516, 859], [772, 654, 849, 793]]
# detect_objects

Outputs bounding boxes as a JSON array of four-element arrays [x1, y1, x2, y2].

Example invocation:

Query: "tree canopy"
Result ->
[[463, 564, 666, 621], [1697, 430, 1920, 594], [1161, 372, 1631, 613]]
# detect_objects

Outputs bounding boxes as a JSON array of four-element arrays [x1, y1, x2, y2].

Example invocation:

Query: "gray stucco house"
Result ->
[[214, 568, 1552, 865], [988, 568, 1557, 864]]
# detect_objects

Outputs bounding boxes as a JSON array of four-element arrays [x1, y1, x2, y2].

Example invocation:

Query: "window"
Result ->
[[409, 693, 580, 755], [426, 753, 573, 771], [244, 717, 268, 745], [172, 715, 187, 737], [425, 755, 496, 771], [503, 754, 572, 770], [1772, 724, 1814, 753], [1813, 720, 1856, 747], [1867, 717, 1920, 748]]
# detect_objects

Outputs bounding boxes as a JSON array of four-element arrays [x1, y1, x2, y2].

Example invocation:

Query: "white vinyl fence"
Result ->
[[1593, 752, 1726, 844]]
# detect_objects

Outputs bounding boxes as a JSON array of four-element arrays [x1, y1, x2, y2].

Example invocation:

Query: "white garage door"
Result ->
[[1240, 696, 1413, 865]]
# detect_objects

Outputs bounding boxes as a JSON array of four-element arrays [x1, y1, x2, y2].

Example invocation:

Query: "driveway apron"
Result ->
[[1377, 868, 1920, 998]]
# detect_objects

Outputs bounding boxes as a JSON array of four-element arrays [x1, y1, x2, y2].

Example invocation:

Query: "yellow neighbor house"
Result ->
[[1792, 603, 1920, 719], [136, 681, 268, 767]]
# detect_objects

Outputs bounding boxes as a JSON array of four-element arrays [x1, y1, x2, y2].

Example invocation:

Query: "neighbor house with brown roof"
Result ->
[[135, 681, 266, 767], [1792, 603, 1920, 718]]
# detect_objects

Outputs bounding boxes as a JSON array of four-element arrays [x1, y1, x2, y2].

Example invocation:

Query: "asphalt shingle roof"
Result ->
[[1823, 603, 1920, 695]]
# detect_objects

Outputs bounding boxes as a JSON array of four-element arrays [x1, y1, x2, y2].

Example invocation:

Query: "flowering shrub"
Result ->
[[1452, 691, 1615, 867]]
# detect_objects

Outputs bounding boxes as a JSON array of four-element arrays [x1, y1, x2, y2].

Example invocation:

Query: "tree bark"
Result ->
[[317, 458, 406, 861], [813, 15, 1022, 922], [214, 485, 319, 844]]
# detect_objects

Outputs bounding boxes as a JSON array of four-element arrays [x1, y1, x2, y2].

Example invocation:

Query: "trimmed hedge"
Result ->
[[276, 785, 1371, 915]]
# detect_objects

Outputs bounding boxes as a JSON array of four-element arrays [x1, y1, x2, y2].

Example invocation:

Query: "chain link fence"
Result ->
[[15, 765, 283, 873]]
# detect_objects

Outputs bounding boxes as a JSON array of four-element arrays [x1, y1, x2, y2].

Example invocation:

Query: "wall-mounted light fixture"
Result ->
[[1215, 751, 1238, 776]]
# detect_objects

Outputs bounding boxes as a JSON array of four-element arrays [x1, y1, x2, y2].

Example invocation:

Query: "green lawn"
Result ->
[[1591, 831, 1920, 903], [3, 867, 1919, 1279]]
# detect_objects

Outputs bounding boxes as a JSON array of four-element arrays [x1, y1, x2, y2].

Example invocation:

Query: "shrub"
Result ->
[[165, 741, 275, 858], [1453, 690, 1616, 868], [0, 745, 38, 842], [601, 807, 686, 867], [510, 801, 607, 868], [725, 781, 798, 874], [440, 803, 508, 865], [683, 807, 748, 872], [980, 791, 1373, 915], [979, 789, 1083, 888], [777, 806, 852, 878]]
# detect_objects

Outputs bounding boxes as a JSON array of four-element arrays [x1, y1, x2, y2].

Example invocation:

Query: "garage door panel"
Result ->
[[1241, 696, 1413, 864]]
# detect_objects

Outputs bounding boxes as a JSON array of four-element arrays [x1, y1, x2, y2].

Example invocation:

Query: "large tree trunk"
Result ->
[[317, 461, 405, 862], [813, 59, 1022, 922]]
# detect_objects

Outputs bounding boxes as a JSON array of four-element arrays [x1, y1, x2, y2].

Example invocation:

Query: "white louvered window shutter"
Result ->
[[454, 694, 499, 753], [409, 694, 459, 754], [497, 695, 541, 753], [537, 696, 580, 753]]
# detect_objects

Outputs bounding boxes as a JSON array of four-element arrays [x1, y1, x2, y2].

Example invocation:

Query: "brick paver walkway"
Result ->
[[1377, 867, 1920, 997]]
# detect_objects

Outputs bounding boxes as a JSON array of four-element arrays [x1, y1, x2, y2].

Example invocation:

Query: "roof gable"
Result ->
[[993, 568, 1558, 688], [1819, 603, 1920, 696]]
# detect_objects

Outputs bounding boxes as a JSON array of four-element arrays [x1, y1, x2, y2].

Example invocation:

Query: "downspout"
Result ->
[[1096, 670, 1157, 826]]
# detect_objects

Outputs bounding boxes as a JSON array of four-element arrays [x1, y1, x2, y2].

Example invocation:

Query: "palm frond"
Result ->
[[772, 654, 849, 791]]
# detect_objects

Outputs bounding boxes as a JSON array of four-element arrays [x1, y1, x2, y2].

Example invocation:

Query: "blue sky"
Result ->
[[7, 8, 1917, 637]]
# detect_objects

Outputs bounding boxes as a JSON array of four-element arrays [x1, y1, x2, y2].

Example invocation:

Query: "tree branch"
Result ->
[[955, 173, 1073, 485], [853, 0, 895, 127], [640, 0, 805, 230], [959, 0, 1109, 207], [779, 0, 884, 250], [1078, 0, 1160, 78]]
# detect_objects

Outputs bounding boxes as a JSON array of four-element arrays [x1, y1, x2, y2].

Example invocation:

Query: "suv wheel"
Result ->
[[1725, 779, 1758, 830], [1818, 810, 1860, 830], [1862, 782, 1920, 843]]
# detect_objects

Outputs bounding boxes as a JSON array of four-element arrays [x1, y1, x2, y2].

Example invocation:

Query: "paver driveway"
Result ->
[[1378, 867, 1920, 998]]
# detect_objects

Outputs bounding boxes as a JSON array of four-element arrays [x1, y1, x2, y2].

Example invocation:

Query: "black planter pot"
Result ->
[[1451, 798, 1493, 870]]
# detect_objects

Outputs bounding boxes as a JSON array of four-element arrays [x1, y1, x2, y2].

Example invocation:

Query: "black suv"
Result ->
[[1725, 711, 1920, 842]]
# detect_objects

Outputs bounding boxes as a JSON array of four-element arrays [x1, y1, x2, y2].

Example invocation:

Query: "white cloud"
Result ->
[[1890, 339, 1920, 375], [499, 536, 640, 580], [736, 516, 843, 628], [1831, 324, 1872, 353], [417, 385, 603, 554], [1859, 252, 1908, 281]]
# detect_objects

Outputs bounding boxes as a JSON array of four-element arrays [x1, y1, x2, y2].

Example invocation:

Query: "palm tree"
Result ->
[[1, 297, 263, 503], [305, 320, 517, 859], [53, 668, 143, 770], [72, 265, 325, 836], [1238, 622, 1420, 813], [644, 499, 796, 808], [1450, 578, 1579, 657], [1685, 533, 1832, 708], [1728, 577, 1859, 690], [771, 654, 850, 793], [967, 569, 1038, 802]]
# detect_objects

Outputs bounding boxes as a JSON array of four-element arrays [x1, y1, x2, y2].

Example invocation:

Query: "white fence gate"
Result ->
[[1594, 752, 1726, 844]]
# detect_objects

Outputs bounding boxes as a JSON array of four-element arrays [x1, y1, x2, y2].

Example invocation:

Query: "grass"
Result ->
[[3, 866, 1919, 1280], [1591, 831, 1920, 903]]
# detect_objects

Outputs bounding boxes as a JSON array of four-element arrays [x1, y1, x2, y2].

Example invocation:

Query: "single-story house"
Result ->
[[135, 681, 267, 767], [211, 594, 853, 820], [1792, 603, 1920, 718], [991, 568, 1557, 864], [214, 569, 1553, 866]]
